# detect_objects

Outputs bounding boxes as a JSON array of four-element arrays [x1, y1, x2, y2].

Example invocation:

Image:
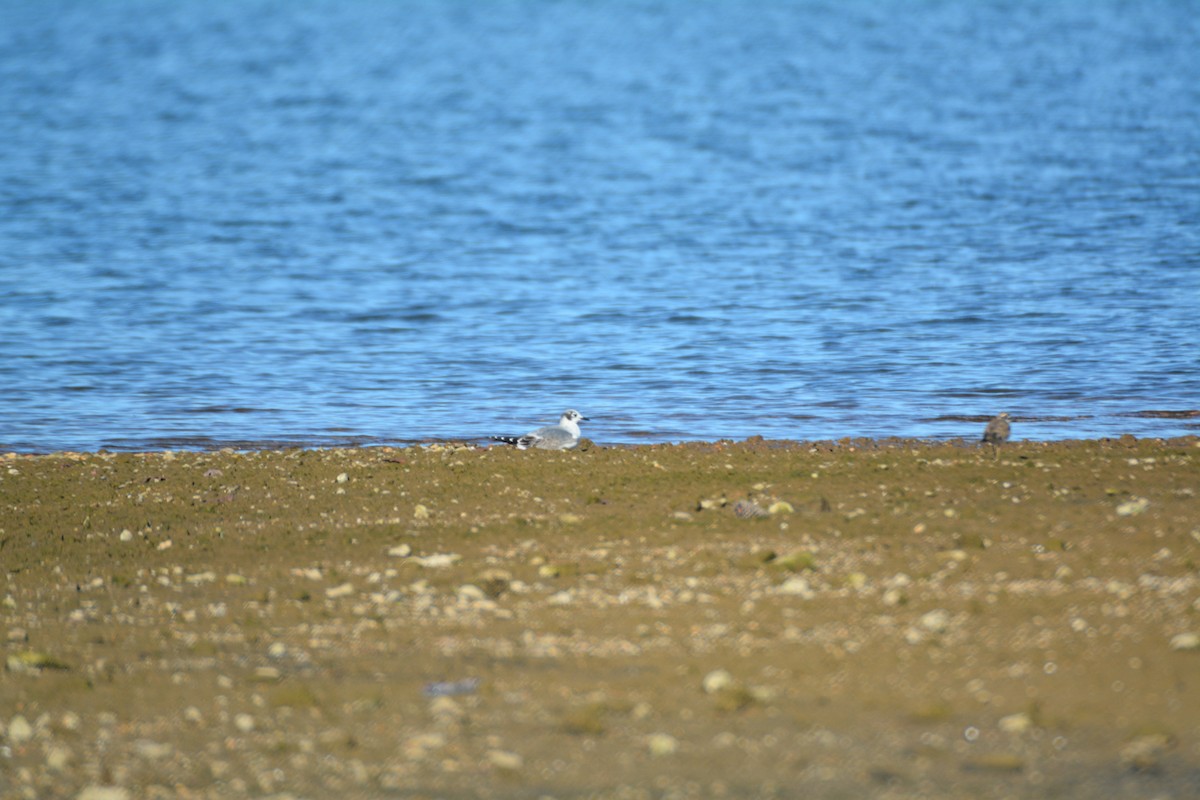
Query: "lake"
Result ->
[[1, 0, 1198, 452]]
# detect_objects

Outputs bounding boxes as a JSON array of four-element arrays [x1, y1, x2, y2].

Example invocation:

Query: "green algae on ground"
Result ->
[[2, 438, 1199, 798]]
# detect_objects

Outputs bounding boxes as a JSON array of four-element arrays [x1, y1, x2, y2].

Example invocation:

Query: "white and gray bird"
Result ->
[[491, 410, 589, 450], [982, 412, 1012, 445]]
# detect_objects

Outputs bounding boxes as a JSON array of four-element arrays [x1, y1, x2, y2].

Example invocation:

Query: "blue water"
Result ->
[[2, 0, 1198, 452]]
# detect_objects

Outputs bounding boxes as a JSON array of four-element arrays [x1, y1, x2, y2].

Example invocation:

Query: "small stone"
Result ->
[[119, 529, 134, 542], [538, 564, 561, 578], [46, 745, 71, 771], [1169, 632, 1199, 652], [336, 472, 349, 483], [414, 553, 461, 568], [487, 749, 523, 771], [919, 609, 952, 633], [776, 576, 815, 598], [76, 787, 131, 800], [156, 539, 173, 551], [998, 713, 1032, 734], [325, 582, 355, 599], [845, 572, 868, 590], [1116, 497, 1150, 516], [671, 511, 693, 522], [559, 513, 583, 524], [768, 501, 794, 515], [776, 551, 816, 572], [413, 504, 431, 519], [1121, 734, 1170, 772], [134, 740, 172, 760], [647, 733, 678, 756], [184, 707, 203, 724], [702, 669, 735, 694], [234, 713, 255, 733], [430, 697, 465, 725], [6, 714, 33, 744], [225, 574, 248, 585], [457, 584, 486, 601], [388, 544, 413, 558]]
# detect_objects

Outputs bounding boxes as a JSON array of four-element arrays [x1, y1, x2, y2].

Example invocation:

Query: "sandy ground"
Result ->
[[2, 437, 1198, 799]]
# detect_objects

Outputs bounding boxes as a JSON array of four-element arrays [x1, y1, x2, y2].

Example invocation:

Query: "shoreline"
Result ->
[[3, 430, 1199, 458], [3, 438, 1199, 798]]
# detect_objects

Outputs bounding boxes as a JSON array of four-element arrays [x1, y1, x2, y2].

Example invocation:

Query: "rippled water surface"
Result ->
[[2, 0, 1198, 451]]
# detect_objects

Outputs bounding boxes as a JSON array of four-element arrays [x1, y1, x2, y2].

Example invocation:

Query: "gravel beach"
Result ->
[[2, 437, 1198, 799]]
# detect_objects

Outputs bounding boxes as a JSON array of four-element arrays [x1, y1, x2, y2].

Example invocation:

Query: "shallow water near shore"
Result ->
[[2, 0, 1199, 452]]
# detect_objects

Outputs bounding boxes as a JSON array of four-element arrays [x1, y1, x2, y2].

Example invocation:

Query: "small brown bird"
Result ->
[[982, 412, 1012, 445]]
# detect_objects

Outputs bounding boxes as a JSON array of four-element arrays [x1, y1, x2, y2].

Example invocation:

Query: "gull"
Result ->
[[491, 410, 589, 450], [982, 412, 1012, 445]]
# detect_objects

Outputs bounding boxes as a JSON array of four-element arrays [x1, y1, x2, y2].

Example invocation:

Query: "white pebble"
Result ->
[[919, 609, 951, 633], [776, 577, 814, 598], [647, 733, 678, 756], [77, 787, 130, 800], [998, 713, 1032, 734], [6, 715, 33, 744], [702, 669, 735, 694], [1169, 632, 1200, 652], [487, 749, 523, 771]]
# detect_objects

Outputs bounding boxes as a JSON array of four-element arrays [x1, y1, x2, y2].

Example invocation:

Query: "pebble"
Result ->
[[768, 501, 794, 515], [457, 584, 487, 601], [6, 715, 33, 744], [702, 669, 735, 694], [919, 609, 951, 633], [336, 472, 349, 483], [647, 733, 679, 756], [325, 582, 355, 599], [1121, 734, 1170, 772], [998, 712, 1033, 734], [414, 553, 461, 568], [45, 745, 71, 771], [776, 577, 815, 598], [387, 544, 413, 558], [1169, 632, 1199, 651], [76, 787, 130, 800], [1116, 497, 1150, 516], [234, 713, 255, 733], [487, 749, 524, 771], [118, 529, 134, 542], [414, 504, 431, 519], [133, 740, 172, 760]]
